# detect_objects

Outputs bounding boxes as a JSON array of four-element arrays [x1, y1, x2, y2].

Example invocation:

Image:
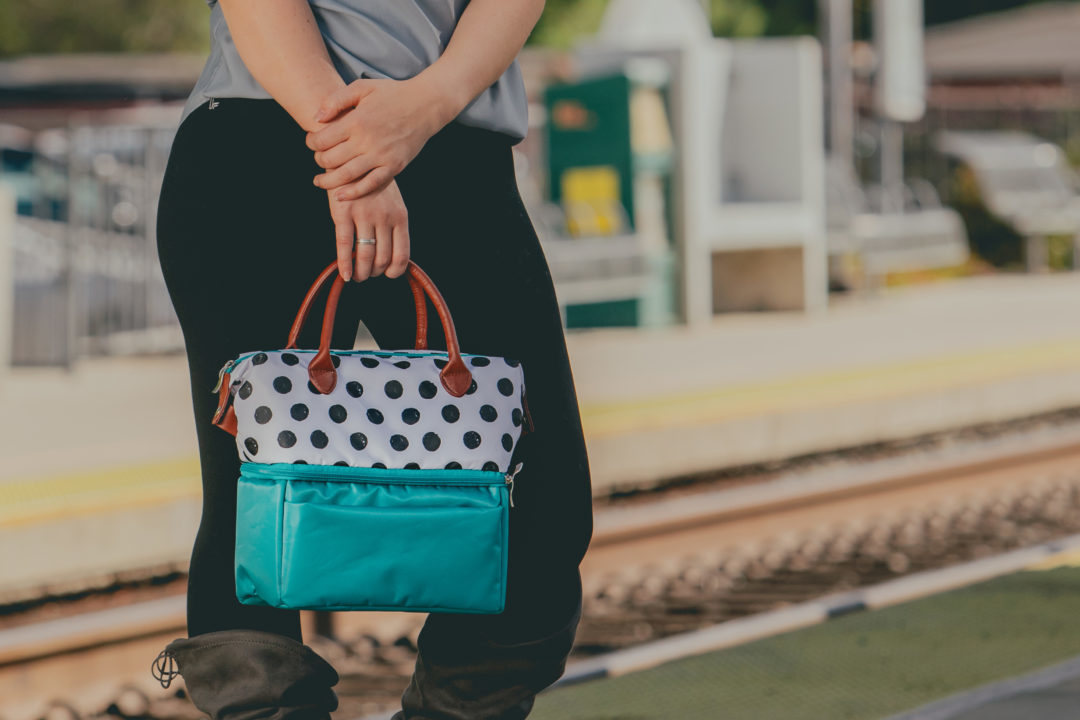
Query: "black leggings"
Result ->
[[155, 98, 593, 717]]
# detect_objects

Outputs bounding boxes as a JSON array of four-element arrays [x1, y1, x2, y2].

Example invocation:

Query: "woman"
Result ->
[[150, 1, 594, 718]]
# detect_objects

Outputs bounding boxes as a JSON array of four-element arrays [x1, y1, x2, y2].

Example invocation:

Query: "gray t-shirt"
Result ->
[[180, 0, 529, 142]]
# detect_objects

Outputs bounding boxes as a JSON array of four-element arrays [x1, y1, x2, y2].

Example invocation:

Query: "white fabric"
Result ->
[[228, 349, 527, 472]]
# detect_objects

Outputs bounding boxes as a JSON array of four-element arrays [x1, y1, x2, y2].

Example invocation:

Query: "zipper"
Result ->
[[211, 358, 235, 394], [505, 461, 524, 507], [227, 347, 491, 373], [241, 461, 512, 487]]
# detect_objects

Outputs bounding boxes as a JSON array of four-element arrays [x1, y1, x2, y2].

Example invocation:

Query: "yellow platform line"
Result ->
[[580, 335, 1080, 438], [0, 457, 201, 529], [4, 336, 1080, 526]]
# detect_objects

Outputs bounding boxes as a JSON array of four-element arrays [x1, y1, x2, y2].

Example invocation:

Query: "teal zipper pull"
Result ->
[[505, 461, 524, 507]]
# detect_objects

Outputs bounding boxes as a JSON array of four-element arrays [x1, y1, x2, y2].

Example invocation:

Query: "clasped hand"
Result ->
[[308, 76, 451, 282]]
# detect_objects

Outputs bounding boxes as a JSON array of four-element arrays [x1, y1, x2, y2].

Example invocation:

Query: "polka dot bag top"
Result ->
[[211, 260, 533, 472]]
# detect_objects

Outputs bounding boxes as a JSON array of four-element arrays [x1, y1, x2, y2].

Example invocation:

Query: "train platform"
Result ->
[[525, 538, 1080, 720], [3, 272, 1080, 597]]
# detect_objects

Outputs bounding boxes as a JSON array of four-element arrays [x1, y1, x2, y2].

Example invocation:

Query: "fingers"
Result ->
[[352, 221, 377, 282], [332, 167, 394, 201], [370, 223, 394, 277], [306, 120, 350, 152], [312, 79, 375, 124], [386, 221, 411, 279], [332, 209, 355, 282], [313, 155, 376, 191], [312, 142, 355, 172]]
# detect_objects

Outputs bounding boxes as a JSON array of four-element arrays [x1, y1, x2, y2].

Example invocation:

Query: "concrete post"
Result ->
[[0, 182, 13, 383]]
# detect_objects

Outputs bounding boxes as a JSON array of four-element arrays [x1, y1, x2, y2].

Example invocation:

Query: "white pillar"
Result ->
[[0, 182, 14, 383]]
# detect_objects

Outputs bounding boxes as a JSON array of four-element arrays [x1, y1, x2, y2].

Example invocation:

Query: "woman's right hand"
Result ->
[[327, 178, 411, 282]]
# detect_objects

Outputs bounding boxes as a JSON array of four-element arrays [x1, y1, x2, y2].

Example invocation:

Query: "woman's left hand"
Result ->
[[306, 75, 458, 200]]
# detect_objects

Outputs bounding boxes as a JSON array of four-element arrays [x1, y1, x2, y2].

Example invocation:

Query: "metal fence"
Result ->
[[12, 121, 182, 367]]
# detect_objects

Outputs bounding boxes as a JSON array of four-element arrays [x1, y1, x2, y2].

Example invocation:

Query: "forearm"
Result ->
[[218, 0, 345, 133], [416, 0, 545, 127]]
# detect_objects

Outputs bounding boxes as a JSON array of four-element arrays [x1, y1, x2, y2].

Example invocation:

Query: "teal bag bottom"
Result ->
[[235, 462, 511, 613]]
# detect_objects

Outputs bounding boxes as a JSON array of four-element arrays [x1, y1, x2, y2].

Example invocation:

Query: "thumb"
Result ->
[[313, 80, 376, 122]]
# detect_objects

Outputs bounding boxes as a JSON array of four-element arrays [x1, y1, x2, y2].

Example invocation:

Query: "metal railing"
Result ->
[[11, 120, 182, 367]]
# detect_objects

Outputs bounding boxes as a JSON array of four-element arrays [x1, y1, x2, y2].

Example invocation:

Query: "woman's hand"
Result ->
[[307, 75, 461, 200], [327, 178, 411, 282]]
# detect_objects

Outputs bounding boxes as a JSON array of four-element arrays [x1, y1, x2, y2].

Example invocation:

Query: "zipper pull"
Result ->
[[505, 461, 524, 508], [211, 359, 235, 394]]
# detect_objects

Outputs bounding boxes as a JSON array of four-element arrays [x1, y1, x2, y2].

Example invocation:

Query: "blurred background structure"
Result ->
[[4, 1, 1080, 719]]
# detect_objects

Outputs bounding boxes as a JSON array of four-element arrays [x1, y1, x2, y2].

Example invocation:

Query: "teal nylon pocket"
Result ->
[[235, 462, 510, 613]]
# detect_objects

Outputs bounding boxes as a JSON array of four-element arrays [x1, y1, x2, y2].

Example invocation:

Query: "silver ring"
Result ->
[[356, 238, 376, 245]]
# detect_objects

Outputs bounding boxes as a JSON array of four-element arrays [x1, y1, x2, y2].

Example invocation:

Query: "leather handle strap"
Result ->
[[286, 264, 429, 351], [307, 260, 472, 396]]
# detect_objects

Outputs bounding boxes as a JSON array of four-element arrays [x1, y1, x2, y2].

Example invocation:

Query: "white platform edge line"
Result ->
[[352, 532, 1080, 720], [557, 531, 1080, 684]]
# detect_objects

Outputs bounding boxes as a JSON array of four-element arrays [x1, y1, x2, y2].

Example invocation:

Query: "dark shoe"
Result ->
[[151, 628, 340, 720]]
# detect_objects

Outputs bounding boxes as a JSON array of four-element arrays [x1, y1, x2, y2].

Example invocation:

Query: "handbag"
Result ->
[[209, 259, 533, 613]]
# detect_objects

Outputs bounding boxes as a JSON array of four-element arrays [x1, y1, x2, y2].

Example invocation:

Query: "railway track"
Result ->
[[5, 421, 1080, 720]]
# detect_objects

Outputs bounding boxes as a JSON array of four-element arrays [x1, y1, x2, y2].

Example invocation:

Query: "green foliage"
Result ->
[[0, 0, 209, 57]]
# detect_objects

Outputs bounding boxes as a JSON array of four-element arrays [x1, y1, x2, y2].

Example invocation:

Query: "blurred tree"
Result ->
[[0, 0, 208, 57]]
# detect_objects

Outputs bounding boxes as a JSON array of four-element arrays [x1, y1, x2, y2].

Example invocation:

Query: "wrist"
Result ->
[[413, 64, 473, 131]]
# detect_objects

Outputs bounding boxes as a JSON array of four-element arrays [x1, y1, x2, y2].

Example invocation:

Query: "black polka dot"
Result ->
[[497, 378, 514, 396], [511, 408, 522, 427], [238, 381, 253, 400], [346, 381, 364, 398], [402, 408, 420, 425], [277, 430, 297, 448], [334, 460, 349, 467], [393, 360, 411, 369], [310, 430, 329, 449], [442, 405, 460, 423], [244, 437, 259, 455], [290, 403, 309, 421], [330, 355, 341, 368], [483, 461, 499, 472], [445, 461, 462, 470], [404, 462, 420, 469], [329, 404, 348, 423], [384, 380, 403, 399], [372, 462, 387, 469], [502, 433, 514, 451], [350, 432, 367, 450], [251, 353, 268, 365], [367, 408, 384, 424], [469, 356, 491, 367], [423, 432, 441, 451], [273, 376, 292, 394], [390, 434, 409, 451], [308, 380, 321, 394], [281, 353, 299, 366], [418, 380, 438, 399], [434, 358, 448, 369], [254, 406, 273, 424], [463, 431, 481, 449], [504, 357, 520, 367], [293, 460, 308, 464], [480, 404, 498, 422], [466, 378, 478, 395], [361, 356, 380, 368]]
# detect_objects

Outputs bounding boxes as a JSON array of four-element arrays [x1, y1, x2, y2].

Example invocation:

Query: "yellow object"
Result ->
[[561, 165, 626, 237]]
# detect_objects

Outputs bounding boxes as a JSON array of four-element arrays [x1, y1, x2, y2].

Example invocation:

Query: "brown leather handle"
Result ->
[[287, 264, 429, 350], [306, 260, 472, 396]]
